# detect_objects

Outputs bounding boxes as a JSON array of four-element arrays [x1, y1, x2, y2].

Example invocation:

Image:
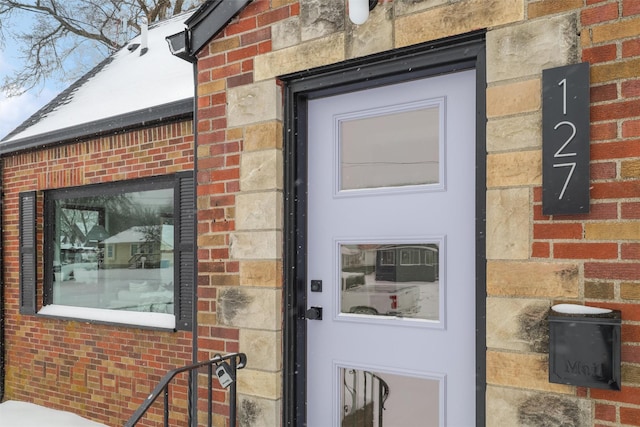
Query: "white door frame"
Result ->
[[282, 32, 487, 427]]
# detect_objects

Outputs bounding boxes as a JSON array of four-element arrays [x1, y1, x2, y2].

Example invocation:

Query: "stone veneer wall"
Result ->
[[193, 0, 640, 425], [2, 121, 195, 426]]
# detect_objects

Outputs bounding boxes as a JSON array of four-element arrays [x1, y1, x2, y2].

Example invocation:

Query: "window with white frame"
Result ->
[[19, 172, 194, 330]]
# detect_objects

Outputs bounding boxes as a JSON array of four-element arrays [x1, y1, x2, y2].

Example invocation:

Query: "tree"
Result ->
[[0, 0, 204, 96]]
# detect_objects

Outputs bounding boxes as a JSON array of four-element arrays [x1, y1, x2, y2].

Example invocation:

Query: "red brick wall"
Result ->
[[192, 1, 297, 420], [2, 121, 195, 426], [531, 0, 640, 424]]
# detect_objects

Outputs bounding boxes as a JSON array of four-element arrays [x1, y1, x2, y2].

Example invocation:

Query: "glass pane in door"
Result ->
[[340, 367, 440, 427], [340, 243, 440, 321], [339, 101, 442, 191]]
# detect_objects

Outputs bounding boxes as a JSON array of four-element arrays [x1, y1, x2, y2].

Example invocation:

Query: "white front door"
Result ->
[[306, 70, 477, 426]]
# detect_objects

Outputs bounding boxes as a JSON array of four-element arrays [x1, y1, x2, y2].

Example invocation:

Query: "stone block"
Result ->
[[487, 350, 572, 393], [244, 122, 283, 152], [487, 79, 541, 118], [230, 230, 282, 260], [487, 113, 541, 152], [394, 0, 447, 16], [236, 369, 282, 400], [486, 188, 530, 260], [272, 17, 301, 51], [487, 14, 578, 83], [238, 396, 282, 427], [240, 329, 282, 372], [228, 80, 282, 128], [395, 0, 524, 48], [487, 150, 541, 188], [255, 33, 345, 81], [487, 297, 550, 353], [236, 192, 283, 230], [486, 386, 590, 427], [300, 0, 344, 41], [488, 261, 580, 298], [217, 287, 282, 330], [240, 149, 283, 191], [240, 260, 283, 287], [346, 3, 393, 59]]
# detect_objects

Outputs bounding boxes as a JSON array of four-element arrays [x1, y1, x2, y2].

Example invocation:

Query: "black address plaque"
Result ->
[[542, 62, 590, 215]]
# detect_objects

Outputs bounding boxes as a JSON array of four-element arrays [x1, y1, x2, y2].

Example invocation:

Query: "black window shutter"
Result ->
[[175, 172, 195, 331], [19, 191, 37, 315]]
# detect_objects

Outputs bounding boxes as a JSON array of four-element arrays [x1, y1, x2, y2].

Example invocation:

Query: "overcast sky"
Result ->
[[0, 13, 66, 141]]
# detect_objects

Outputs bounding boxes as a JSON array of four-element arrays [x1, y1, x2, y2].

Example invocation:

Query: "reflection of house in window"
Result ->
[[103, 225, 173, 269], [375, 244, 439, 283]]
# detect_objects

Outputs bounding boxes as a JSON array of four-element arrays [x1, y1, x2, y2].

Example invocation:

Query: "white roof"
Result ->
[[3, 12, 193, 143]]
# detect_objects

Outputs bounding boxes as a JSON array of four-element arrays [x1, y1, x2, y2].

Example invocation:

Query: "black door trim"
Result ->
[[282, 30, 487, 427]]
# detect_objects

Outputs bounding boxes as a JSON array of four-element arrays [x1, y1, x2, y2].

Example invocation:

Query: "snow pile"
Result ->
[[551, 303, 612, 315], [0, 401, 108, 427]]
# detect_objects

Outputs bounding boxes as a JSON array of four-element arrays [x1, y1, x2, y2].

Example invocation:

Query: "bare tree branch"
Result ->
[[0, 0, 205, 97]]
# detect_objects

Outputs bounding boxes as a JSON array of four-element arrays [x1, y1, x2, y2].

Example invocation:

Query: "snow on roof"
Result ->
[[2, 11, 194, 145]]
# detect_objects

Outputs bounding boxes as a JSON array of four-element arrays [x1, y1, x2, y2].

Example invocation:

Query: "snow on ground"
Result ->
[[0, 401, 108, 427]]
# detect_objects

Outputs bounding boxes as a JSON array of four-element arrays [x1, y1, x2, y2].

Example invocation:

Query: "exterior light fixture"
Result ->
[[348, 0, 378, 25]]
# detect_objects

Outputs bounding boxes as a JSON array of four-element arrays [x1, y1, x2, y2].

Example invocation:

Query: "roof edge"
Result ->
[[1, 56, 115, 143], [0, 98, 193, 155], [176, 0, 251, 59]]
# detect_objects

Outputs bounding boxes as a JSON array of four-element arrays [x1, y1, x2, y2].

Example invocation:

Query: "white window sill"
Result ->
[[38, 305, 176, 330]]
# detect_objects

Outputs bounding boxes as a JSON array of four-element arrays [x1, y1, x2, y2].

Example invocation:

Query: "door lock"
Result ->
[[306, 306, 323, 320]]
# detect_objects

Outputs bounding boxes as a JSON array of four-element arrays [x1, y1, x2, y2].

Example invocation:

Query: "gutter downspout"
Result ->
[[166, 26, 198, 426], [189, 55, 199, 427]]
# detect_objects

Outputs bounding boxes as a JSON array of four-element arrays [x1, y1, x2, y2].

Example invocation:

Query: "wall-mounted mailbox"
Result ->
[[548, 304, 621, 390]]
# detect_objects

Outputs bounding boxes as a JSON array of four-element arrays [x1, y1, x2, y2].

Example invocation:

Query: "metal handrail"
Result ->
[[343, 369, 390, 427], [125, 352, 247, 427]]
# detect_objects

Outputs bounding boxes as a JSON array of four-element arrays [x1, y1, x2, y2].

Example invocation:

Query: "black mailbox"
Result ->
[[548, 304, 621, 390]]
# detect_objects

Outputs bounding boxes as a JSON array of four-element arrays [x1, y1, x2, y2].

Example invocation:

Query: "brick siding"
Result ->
[[528, 0, 640, 424], [2, 120, 195, 426]]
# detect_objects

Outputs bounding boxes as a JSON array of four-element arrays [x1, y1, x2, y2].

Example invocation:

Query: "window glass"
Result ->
[[340, 367, 440, 426], [339, 103, 441, 191], [50, 187, 175, 314], [340, 243, 440, 321]]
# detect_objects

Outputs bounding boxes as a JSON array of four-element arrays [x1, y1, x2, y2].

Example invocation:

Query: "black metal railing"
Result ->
[[342, 369, 390, 427], [125, 352, 247, 427]]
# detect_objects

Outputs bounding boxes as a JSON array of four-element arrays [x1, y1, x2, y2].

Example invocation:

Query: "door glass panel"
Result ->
[[340, 243, 440, 321], [339, 101, 442, 191], [340, 367, 440, 427]]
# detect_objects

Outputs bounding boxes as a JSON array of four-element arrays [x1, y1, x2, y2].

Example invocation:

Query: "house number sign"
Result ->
[[542, 62, 590, 215]]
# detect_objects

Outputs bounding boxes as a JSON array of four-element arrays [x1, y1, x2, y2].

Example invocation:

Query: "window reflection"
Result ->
[[340, 244, 440, 320], [51, 188, 175, 314], [340, 104, 441, 191], [341, 367, 440, 427]]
